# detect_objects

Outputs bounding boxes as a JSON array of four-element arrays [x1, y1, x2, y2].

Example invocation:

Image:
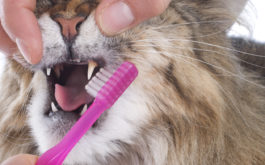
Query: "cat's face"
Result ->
[[26, 0, 156, 164], [12, 0, 247, 164]]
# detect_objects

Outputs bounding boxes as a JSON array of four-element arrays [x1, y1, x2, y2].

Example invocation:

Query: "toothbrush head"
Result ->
[[85, 62, 138, 108]]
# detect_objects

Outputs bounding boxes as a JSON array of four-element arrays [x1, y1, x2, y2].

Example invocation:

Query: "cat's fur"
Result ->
[[0, 0, 265, 164]]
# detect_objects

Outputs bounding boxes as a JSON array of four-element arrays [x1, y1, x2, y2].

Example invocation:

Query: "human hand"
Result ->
[[0, 0, 171, 64], [96, 0, 171, 35], [0, 0, 42, 64], [1, 154, 38, 165]]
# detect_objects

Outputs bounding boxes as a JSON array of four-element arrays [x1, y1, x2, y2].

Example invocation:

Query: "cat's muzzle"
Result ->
[[43, 59, 103, 122]]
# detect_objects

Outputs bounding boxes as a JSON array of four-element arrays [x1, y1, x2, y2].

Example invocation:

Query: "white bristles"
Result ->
[[85, 67, 115, 97], [84, 62, 137, 108], [101, 68, 113, 78], [96, 72, 109, 82], [93, 76, 106, 87], [85, 84, 98, 97], [89, 79, 102, 92]]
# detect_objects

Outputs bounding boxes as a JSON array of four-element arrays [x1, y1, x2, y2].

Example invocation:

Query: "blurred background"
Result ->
[[0, 0, 264, 76]]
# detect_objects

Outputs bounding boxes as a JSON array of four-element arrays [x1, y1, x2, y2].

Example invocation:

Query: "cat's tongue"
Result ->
[[54, 66, 92, 111]]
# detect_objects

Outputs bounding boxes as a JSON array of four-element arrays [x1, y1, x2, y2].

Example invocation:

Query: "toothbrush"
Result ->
[[36, 62, 138, 165]]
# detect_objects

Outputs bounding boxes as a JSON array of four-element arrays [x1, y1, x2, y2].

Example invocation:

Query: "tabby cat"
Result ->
[[0, 0, 265, 164]]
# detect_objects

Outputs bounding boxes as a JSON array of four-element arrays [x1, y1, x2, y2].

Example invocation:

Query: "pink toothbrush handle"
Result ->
[[36, 101, 107, 165]]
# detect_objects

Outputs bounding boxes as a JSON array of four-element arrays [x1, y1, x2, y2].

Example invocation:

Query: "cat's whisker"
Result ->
[[134, 20, 232, 37], [132, 43, 265, 69], [137, 25, 232, 40], [130, 38, 265, 58], [216, 75, 265, 79], [135, 49, 265, 89], [213, 80, 250, 127], [175, 55, 265, 89], [122, 49, 250, 127], [148, 20, 231, 30]]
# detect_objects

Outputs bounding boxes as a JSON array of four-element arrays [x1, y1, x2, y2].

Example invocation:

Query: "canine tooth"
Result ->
[[46, 68, 51, 76], [80, 104, 88, 116], [51, 102, 58, 112], [87, 60, 98, 80]]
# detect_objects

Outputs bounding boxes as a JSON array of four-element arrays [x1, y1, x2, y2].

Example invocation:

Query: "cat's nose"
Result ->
[[54, 17, 85, 41]]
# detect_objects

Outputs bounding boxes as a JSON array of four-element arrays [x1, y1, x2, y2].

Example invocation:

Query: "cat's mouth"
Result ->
[[43, 60, 103, 118]]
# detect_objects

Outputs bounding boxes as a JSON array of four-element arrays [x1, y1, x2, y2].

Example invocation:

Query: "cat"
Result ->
[[0, 0, 265, 164]]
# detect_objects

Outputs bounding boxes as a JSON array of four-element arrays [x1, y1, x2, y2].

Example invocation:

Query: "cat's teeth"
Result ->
[[87, 60, 98, 80], [51, 102, 58, 112], [46, 68, 51, 76], [80, 104, 88, 116], [54, 65, 63, 78], [71, 59, 81, 63]]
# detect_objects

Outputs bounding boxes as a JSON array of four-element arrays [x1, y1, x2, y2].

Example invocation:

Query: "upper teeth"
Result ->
[[54, 64, 63, 78], [46, 60, 98, 86], [46, 68, 51, 76], [87, 60, 98, 80], [51, 102, 58, 112]]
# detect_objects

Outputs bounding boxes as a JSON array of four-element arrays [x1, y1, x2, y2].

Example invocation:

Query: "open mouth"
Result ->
[[44, 60, 102, 117]]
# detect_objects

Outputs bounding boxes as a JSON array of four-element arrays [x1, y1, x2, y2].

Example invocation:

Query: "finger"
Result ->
[[0, 0, 42, 64], [96, 0, 171, 36], [0, 20, 17, 56], [1, 154, 38, 165]]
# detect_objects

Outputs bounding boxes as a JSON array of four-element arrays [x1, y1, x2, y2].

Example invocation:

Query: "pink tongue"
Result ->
[[54, 66, 92, 111], [55, 84, 91, 111]]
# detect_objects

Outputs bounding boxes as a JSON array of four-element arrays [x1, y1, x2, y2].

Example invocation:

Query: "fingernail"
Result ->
[[99, 1, 134, 35], [16, 39, 32, 64]]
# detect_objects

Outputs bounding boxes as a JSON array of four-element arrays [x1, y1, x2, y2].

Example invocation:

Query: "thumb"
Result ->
[[1, 154, 38, 165], [0, 0, 42, 64], [96, 0, 171, 36]]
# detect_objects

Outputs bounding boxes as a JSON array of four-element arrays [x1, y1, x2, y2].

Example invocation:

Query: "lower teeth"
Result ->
[[80, 104, 88, 116], [51, 102, 58, 112]]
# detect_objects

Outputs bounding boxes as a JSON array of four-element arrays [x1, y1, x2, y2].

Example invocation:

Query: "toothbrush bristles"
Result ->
[[101, 68, 114, 77], [85, 62, 138, 100], [85, 67, 115, 97], [85, 84, 98, 98]]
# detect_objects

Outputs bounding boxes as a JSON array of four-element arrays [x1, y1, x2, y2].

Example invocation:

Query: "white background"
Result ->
[[0, 0, 264, 75], [230, 0, 265, 42]]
